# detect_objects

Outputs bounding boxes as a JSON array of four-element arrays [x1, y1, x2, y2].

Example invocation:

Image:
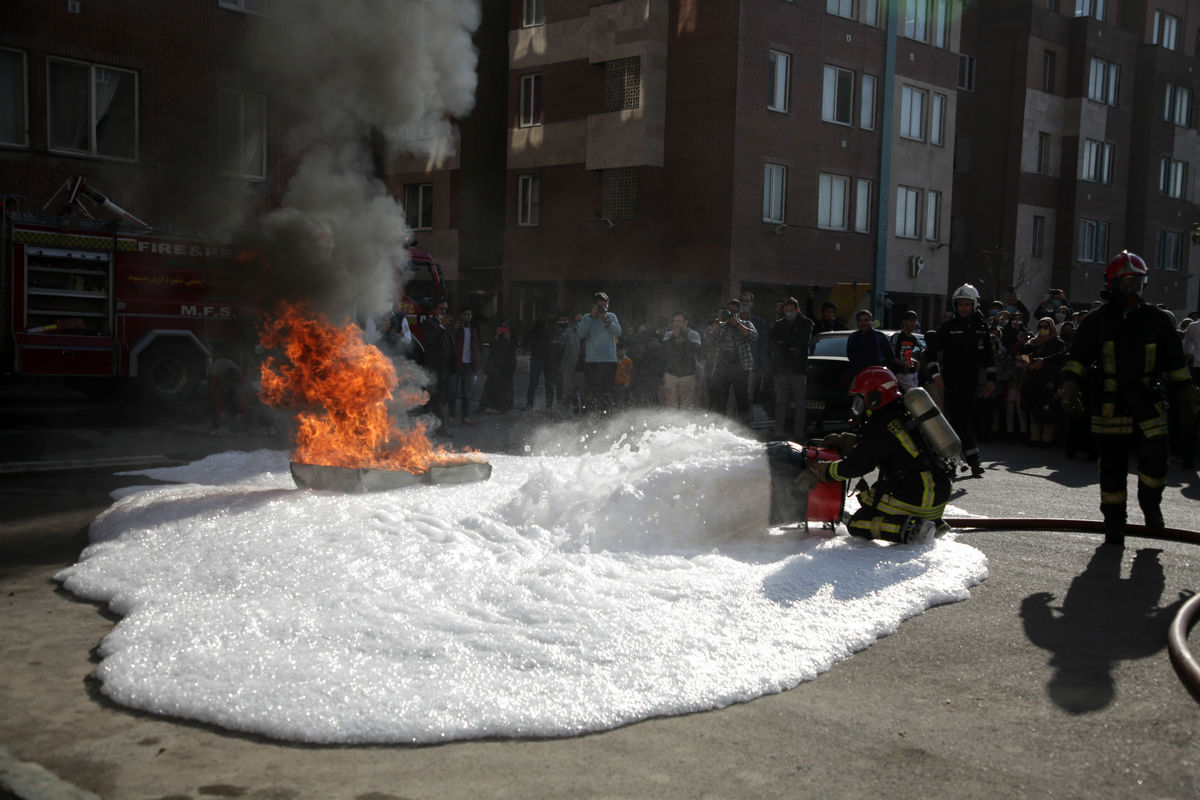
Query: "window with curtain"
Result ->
[[522, 0, 544, 27], [520, 73, 542, 127], [855, 179, 872, 233], [818, 173, 849, 230], [896, 186, 921, 238], [930, 93, 945, 145], [1165, 83, 1191, 126], [1160, 158, 1187, 199], [768, 51, 790, 113], [49, 58, 137, 160], [763, 164, 787, 223], [860, 74, 876, 130], [404, 183, 433, 230], [925, 190, 941, 241], [822, 66, 854, 125], [1152, 10, 1179, 50], [218, 88, 266, 178], [518, 174, 540, 226], [900, 85, 926, 140], [1077, 218, 1108, 262], [1032, 216, 1046, 257], [1087, 58, 1118, 106], [1157, 230, 1182, 270]]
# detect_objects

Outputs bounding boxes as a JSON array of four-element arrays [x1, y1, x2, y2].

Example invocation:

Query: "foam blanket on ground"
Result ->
[[56, 422, 988, 744]]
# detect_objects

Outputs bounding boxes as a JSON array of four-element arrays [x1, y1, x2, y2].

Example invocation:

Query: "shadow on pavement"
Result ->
[[1020, 546, 1191, 713]]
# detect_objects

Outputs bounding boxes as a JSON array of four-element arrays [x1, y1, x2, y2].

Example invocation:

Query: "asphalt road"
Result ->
[[2, 392, 1199, 800]]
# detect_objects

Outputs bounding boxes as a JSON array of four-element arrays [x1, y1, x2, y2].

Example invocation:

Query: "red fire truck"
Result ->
[[2, 187, 446, 405]]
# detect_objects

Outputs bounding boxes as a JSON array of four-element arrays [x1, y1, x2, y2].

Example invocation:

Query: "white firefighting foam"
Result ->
[[56, 423, 987, 744]]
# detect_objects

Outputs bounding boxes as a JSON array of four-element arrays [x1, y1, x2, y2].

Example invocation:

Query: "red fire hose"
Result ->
[[944, 516, 1200, 701]]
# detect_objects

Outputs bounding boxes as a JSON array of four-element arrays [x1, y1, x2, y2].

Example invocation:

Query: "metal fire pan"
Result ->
[[428, 461, 493, 485], [290, 460, 490, 493]]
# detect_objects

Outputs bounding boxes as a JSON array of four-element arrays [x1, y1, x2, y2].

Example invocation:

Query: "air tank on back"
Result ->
[[902, 386, 962, 464]]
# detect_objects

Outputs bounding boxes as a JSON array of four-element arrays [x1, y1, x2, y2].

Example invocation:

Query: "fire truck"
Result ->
[[1, 181, 446, 405]]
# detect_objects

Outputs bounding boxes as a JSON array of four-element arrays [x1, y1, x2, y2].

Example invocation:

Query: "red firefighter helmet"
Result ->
[[1105, 250, 1148, 293], [849, 366, 904, 412]]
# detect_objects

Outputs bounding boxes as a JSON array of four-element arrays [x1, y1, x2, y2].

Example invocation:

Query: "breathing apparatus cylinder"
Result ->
[[902, 386, 961, 462]]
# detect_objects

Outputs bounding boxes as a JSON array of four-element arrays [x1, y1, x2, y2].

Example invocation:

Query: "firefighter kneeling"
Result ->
[[807, 367, 957, 545]]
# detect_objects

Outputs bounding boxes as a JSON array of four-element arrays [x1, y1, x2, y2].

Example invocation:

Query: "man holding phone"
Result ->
[[577, 291, 622, 414]]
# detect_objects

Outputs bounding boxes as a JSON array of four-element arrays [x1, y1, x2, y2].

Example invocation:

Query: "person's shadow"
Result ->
[[1020, 546, 1191, 713]]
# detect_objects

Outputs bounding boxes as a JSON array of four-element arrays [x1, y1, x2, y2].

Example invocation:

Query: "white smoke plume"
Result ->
[[246, 0, 481, 320]]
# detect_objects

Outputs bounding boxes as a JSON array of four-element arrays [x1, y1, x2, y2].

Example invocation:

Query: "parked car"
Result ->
[[760, 329, 926, 440]]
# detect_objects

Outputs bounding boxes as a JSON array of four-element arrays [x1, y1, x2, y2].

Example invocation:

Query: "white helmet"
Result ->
[[951, 283, 980, 311]]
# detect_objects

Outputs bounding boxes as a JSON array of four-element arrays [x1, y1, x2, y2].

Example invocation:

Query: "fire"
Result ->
[[259, 301, 477, 473]]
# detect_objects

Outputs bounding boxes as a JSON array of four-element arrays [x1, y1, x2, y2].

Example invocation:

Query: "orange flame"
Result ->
[[259, 301, 477, 472]]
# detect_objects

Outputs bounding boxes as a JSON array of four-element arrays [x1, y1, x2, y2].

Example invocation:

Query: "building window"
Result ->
[[767, 51, 790, 113], [1081, 139, 1113, 184], [519, 73, 542, 127], [827, 0, 854, 19], [1087, 58, 1118, 106], [900, 85, 926, 141], [763, 163, 787, 223], [855, 179, 872, 233], [902, 0, 928, 42], [404, 183, 433, 230], [1077, 218, 1109, 262], [601, 167, 638, 220], [1032, 215, 1046, 258], [1160, 157, 1187, 199], [1036, 132, 1050, 174], [517, 173, 540, 226], [48, 58, 137, 160], [604, 57, 641, 112], [933, 0, 950, 48], [1165, 83, 1191, 126], [0, 47, 27, 147], [218, 0, 267, 13], [930, 93, 945, 145], [1074, 0, 1105, 21], [1152, 11, 1179, 50], [861, 74, 876, 130], [822, 66, 854, 125], [925, 190, 941, 241], [1157, 230, 1182, 270], [218, 88, 266, 178], [957, 54, 976, 91], [818, 173, 849, 230], [896, 186, 921, 238], [1042, 50, 1056, 94], [862, 0, 879, 26], [522, 0, 544, 27]]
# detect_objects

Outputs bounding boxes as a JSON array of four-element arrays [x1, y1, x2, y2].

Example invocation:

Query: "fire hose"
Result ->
[[943, 516, 1200, 701]]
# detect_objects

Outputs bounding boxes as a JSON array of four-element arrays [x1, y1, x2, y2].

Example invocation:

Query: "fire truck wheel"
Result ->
[[139, 342, 203, 405]]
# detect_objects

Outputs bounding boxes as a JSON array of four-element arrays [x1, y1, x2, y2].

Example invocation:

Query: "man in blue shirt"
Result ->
[[576, 291, 622, 414]]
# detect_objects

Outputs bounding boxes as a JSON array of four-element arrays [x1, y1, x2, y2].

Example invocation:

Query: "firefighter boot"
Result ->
[[967, 454, 985, 478], [1138, 485, 1165, 533], [1102, 509, 1126, 548]]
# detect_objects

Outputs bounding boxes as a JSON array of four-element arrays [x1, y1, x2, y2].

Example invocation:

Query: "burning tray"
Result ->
[[290, 459, 492, 493]]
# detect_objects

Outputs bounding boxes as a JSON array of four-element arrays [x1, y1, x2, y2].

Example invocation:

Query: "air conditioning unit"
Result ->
[[908, 255, 927, 278]]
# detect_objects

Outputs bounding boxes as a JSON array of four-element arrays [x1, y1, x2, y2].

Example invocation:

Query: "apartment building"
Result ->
[[957, 0, 1199, 314], [501, 0, 963, 328]]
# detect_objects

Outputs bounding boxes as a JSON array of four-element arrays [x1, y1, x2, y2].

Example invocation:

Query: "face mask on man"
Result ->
[[784, 310, 797, 321]]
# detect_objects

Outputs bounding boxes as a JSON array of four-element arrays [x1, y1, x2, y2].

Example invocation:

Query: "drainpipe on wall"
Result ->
[[872, 0, 899, 320]]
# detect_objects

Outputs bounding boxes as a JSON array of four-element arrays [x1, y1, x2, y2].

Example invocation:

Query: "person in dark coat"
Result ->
[[1018, 317, 1067, 446], [420, 301, 455, 432], [767, 296, 813, 440], [477, 322, 517, 414], [925, 284, 997, 478]]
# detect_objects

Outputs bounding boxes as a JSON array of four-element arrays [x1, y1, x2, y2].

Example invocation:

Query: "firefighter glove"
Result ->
[[805, 460, 831, 485], [823, 432, 859, 454], [1178, 384, 1200, 430], [1059, 382, 1085, 417]]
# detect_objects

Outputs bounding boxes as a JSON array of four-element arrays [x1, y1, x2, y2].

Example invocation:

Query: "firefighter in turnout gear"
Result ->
[[807, 367, 953, 544], [925, 283, 997, 477], [1060, 250, 1200, 547]]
